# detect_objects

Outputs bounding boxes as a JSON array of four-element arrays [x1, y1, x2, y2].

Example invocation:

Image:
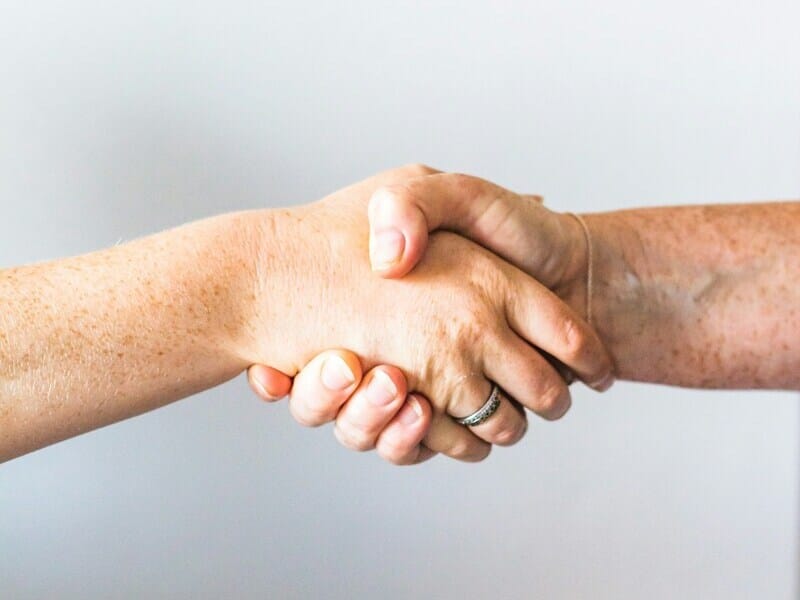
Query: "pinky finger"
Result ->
[[375, 394, 433, 466], [248, 364, 294, 402]]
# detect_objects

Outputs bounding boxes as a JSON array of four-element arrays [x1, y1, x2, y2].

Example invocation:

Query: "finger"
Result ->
[[485, 331, 573, 420], [446, 375, 529, 446], [287, 349, 363, 427], [423, 411, 492, 463], [248, 364, 294, 401], [464, 387, 529, 446], [333, 366, 408, 452], [374, 394, 435, 465], [506, 274, 615, 391], [414, 445, 438, 464], [368, 172, 550, 278], [540, 352, 577, 386]]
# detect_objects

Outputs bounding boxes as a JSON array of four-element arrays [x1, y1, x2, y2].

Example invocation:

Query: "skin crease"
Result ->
[[254, 185, 800, 459], [0, 167, 611, 462]]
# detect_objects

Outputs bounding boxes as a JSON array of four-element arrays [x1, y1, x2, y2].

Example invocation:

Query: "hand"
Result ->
[[239, 165, 610, 464], [367, 169, 591, 314], [246, 167, 440, 465], [248, 350, 435, 465]]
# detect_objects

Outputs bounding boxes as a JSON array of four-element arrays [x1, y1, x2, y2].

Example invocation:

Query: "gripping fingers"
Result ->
[[287, 350, 363, 427], [374, 394, 435, 465], [485, 331, 573, 421], [446, 375, 529, 447], [464, 388, 528, 446], [248, 364, 294, 401], [423, 411, 492, 463], [333, 365, 408, 451], [506, 275, 615, 391]]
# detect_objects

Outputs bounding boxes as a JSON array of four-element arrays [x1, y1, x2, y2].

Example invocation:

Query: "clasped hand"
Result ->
[[243, 165, 615, 465]]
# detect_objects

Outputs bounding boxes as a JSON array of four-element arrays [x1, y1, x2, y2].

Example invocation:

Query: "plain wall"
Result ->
[[1, 2, 798, 598]]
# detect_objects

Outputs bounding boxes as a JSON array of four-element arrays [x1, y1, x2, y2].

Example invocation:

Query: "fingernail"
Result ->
[[320, 355, 356, 391], [398, 396, 423, 425], [369, 228, 405, 271], [591, 373, 615, 392], [251, 371, 271, 397], [366, 370, 398, 406]]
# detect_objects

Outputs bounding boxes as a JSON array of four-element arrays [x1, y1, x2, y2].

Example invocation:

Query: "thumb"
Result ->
[[368, 173, 547, 279], [368, 186, 430, 277]]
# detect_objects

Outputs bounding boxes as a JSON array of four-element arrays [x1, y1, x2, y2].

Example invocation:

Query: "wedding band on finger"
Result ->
[[454, 384, 501, 427]]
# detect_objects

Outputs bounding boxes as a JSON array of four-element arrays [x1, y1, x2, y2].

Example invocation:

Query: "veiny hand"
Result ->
[[241, 165, 613, 464]]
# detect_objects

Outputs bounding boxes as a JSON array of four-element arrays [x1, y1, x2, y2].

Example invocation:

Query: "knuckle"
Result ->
[[384, 454, 407, 466], [469, 444, 492, 462], [446, 440, 472, 460], [536, 383, 570, 420], [458, 317, 486, 351], [292, 413, 323, 428], [373, 182, 416, 212], [558, 317, 589, 361], [492, 422, 526, 447], [469, 257, 512, 300], [451, 301, 497, 348], [448, 172, 481, 196], [447, 439, 490, 462], [378, 444, 414, 466], [370, 185, 398, 208], [289, 403, 328, 428], [334, 425, 374, 452]]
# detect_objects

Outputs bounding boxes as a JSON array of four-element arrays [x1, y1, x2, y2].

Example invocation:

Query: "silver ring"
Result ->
[[455, 384, 501, 427]]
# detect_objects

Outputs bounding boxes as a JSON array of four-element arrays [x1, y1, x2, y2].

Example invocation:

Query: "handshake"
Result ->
[[7, 162, 792, 462], [240, 164, 615, 466]]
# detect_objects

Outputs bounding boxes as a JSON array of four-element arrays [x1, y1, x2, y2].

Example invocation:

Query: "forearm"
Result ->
[[0, 210, 273, 461], [583, 202, 800, 389]]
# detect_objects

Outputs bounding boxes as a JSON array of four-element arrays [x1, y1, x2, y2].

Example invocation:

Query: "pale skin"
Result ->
[[4, 164, 798, 464], [253, 168, 800, 461], [0, 166, 612, 463]]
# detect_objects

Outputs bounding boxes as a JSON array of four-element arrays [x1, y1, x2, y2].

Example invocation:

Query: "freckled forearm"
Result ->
[[0, 210, 279, 461], [583, 202, 800, 389]]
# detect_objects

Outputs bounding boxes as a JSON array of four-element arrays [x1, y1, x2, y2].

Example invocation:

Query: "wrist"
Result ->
[[549, 210, 647, 378], [552, 211, 592, 322], [576, 212, 648, 378], [233, 204, 338, 375], [226, 207, 299, 371], [189, 210, 278, 373]]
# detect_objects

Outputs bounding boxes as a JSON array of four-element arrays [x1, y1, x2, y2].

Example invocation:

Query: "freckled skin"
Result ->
[[0, 197, 587, 462], [0, 213, 262, 461], [2, 184, 797, 462], [581, 202, 800, 389]]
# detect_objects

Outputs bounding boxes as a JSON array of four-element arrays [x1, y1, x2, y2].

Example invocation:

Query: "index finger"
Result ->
[[506, 271, 615, 391]]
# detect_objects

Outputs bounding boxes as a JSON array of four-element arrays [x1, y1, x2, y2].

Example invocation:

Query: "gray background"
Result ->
[[1, 1, 798, 598]]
